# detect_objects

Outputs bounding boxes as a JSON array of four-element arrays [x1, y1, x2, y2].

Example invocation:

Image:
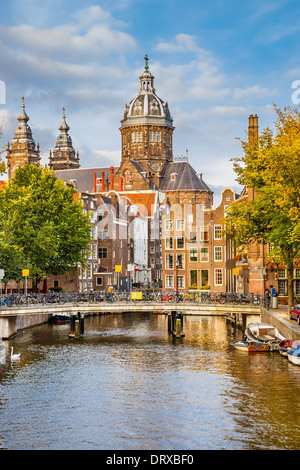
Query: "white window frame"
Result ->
[[166, 275, 174, 288], [214, 246, 222, 262], [214, 224, 222, 240], [215, 268, 223, 286]]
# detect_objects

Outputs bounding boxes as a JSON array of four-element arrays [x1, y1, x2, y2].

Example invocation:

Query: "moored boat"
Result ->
[[244, 323, 285, 348], [278, 339, 300, 357], [287, 345, 300, 366], [231, 340, 269, 352], [51, 313, 70, 324]]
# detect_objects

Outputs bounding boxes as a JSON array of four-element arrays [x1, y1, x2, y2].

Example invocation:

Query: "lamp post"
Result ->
[[175, 258, 179, 302]]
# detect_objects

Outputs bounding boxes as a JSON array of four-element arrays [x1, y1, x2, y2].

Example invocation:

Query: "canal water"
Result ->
[[0, 312, 299, 450]]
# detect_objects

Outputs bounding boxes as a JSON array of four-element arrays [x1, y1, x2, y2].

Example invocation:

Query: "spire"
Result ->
[[17, 96, 30, 125], [59, 107, 70, 133], [49, 107, 80, 171], [6, 96, 41, 180]]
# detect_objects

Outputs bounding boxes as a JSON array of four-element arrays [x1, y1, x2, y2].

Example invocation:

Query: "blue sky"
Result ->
[[1, 0, 300, 199]]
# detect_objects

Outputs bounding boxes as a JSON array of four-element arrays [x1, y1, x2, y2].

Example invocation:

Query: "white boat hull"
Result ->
[[288, 354, 300, 366]]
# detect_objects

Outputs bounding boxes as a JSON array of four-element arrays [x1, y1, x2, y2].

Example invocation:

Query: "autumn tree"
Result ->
[[0, 164, 91, 291], [225, 105, 300, 311]]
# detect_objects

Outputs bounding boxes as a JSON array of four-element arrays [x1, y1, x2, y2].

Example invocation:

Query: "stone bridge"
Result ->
[[0, 302, 262, 339]]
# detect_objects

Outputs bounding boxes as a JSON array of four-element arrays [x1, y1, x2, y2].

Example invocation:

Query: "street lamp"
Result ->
[[175, 258, 179, 301]]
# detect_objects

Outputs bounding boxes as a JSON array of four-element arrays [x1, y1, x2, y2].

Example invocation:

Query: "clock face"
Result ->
[[150, 163, 159, 171]]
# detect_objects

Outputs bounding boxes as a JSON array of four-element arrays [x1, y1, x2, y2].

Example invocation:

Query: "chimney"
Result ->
[[101, 171, 105, 192], [248, 114, 259, 146], [110, 166, 114, 191], [119, 177, 123, 191]]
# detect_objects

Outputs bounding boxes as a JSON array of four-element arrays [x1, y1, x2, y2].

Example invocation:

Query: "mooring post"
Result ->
[[80, 314, 84, 334], [74, 320, 80, 339], [175, 318, 181, 337], [168, 313, 172, 332]]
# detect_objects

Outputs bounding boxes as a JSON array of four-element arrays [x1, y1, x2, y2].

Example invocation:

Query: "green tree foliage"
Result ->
[[0, 164, 91, 291], [225, 105, 300, 310]]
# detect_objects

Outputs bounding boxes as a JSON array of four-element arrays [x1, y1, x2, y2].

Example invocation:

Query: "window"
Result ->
[[166, 275, 174, 288], [190, 248, 197, 262], [189, 231, 196, 242], [132, 131, 143, 142], [150, 258, 154, 267], [190, 270, 197, 287], [98, 247, 108, 259], [98, 230, 108, 240], [165, 253, 174, 269], [177, 275, 185, 289], [200, 228, 208, 242], [214, 225, 222, 239], [176, 219, 184, 231], [200, 247, 209, 262], [96, 277, 103, 286], [176, 237, 184, 249], [201, 270, 209, 288], [149, 131, 161, 142], [278, 268, 286, 279], [214, 246, 222, 261], [278, 280, 286, 295], [88, 264, 92, 279], [215, 268, 223, 286], [165, 237, 173, 249], [150, 246, 155, 254], [165, 219, 173, 231], [176, 254, 184, 269]]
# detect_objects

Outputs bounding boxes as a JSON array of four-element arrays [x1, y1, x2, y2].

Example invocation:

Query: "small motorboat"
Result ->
[[244, 323, 285, 347], [231, 340, 269, 352], [287, 345, 300, 366], [51, 313, 70, 324], [278, 339, 300, 357]]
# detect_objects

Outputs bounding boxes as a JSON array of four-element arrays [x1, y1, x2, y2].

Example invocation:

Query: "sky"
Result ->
[[1, 0, 300, 202]]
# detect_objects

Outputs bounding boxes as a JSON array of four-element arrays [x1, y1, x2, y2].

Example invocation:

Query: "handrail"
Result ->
[[0, 291, 265, 308]]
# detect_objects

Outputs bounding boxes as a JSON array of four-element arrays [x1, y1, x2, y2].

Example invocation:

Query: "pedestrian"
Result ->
[[270, 285, 277, 297], [264, 288, 271, 308]]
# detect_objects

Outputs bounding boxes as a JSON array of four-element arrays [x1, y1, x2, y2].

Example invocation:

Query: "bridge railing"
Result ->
[[0, 291, 265, 308]]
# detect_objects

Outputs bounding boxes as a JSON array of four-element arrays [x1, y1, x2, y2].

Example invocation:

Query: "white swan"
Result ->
[[10, 346, 20, 361]]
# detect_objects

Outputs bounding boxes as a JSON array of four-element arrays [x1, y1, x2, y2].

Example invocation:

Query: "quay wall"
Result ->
[[261, 308, 300, 340]]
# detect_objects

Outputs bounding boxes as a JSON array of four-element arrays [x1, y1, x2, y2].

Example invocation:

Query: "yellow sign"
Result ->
[[232, 268, 240, 275], [115, 265, 122, 272], [131, 292, 142, 300], [22, 269, 29, 277]]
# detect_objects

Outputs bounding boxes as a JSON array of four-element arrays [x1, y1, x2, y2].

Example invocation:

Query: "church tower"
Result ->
[[117, 55, 174, 189], [49, 107, 80, 171], [6, 97, 41, 181]]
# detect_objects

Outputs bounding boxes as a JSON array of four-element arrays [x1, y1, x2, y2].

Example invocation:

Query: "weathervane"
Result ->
[[144, 54, 149, 72]]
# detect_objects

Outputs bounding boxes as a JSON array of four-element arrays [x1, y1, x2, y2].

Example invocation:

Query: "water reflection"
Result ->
[[0, 312, 299, 450]]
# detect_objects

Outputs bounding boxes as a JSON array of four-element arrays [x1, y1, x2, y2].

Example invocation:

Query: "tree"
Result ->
[[225, 105, 300, 311], [0, 164, 91, 291]]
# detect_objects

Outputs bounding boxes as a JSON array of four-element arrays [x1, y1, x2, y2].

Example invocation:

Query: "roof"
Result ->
[[160, 161, 212, 192], [54, 167, 119, 193]]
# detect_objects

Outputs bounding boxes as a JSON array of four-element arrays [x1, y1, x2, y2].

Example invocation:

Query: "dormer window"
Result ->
[[171, 173, 178, 181]]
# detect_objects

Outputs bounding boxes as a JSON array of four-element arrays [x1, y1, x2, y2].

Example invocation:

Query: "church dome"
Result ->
[[121, 56, 173, 127]]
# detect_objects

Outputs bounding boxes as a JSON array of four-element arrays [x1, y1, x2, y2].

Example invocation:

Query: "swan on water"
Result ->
[[10, 347, 20, 361]]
